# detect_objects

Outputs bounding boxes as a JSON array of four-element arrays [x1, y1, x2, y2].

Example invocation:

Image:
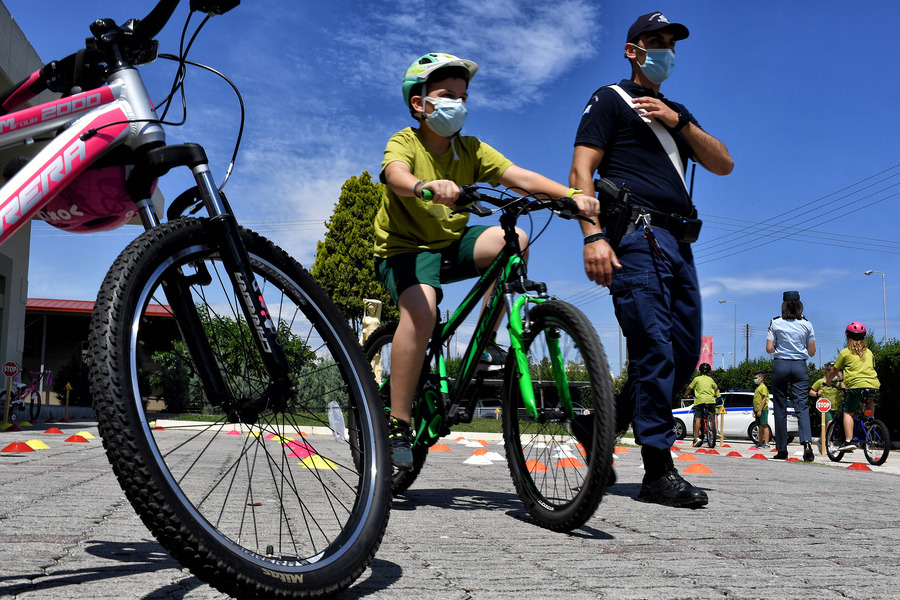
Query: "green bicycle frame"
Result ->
[[410, 238, 575, 448]]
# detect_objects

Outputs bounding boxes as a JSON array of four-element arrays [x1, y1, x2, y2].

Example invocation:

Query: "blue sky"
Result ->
[[5, 0, 898, 376]]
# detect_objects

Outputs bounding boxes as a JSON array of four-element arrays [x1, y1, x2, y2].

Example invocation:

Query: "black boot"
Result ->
[[638, 447, 708, 509]]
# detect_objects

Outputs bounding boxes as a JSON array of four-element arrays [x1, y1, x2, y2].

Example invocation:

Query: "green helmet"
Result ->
[[402, 53, 479, 109]]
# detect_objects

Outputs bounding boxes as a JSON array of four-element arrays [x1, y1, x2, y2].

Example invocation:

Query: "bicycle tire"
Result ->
[[502, 300, 614, 532], [87, 218, 391, 600], [28, 391, 41, 421], [360, 322, 429, 496], [705, 411, 716, 448], [863, 419, 891, 466], [825, 419, 845, 462]]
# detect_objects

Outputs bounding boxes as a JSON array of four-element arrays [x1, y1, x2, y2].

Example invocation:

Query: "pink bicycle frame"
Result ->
[[0, 67, 165, 245]]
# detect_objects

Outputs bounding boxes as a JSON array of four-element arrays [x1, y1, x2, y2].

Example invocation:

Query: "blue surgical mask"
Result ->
[[635, 46, 675, 84], [423, 96, 467, 137]]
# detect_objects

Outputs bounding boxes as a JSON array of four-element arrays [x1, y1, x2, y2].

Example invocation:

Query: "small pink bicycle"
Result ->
[[2, 369, 51, 422], [0, 1, 390, 598]]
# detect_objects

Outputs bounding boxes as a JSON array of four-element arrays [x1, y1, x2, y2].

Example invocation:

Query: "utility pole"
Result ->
[[745, 324, 750, 363]]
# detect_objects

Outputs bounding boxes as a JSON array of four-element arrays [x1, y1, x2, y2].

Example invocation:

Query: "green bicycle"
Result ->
[[362, 186, 615, 532]]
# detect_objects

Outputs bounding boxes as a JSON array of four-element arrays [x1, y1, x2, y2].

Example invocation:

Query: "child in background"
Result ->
[[826, 322, 880, 451], [752, 371, 770, 449]]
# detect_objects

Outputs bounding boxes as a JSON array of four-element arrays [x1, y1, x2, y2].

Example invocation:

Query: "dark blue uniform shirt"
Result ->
[[574, 79, 697, 217]]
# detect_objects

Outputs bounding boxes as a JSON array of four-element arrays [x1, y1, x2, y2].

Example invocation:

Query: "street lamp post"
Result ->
[[713, 352, 732, 370], [864, 270, 887, 341], [719, 300, 737, 368]]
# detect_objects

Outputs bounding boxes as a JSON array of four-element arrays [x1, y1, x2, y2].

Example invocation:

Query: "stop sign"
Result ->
[[816, 398, 831, 413], [2, 361, 18, 377]]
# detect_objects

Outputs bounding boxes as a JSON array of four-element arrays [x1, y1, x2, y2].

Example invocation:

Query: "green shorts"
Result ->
[[375, 225, 490, 304], [843, 388, 877, 414], [755, 409, 768, 426], [693, 403, 715, 418]]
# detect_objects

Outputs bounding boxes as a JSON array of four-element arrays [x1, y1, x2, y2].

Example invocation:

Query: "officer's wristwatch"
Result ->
[[673, 112, 689, 132]]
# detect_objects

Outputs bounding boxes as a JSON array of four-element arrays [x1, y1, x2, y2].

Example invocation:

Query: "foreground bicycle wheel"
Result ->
[[502, 300, 614, 532], [361, 322, 430, 496], [88, 218, 391, 599], [863, 419, 891, 466]]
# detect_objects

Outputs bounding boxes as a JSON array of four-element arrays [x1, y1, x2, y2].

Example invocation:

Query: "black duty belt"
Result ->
[[633, 206, 702, 244]]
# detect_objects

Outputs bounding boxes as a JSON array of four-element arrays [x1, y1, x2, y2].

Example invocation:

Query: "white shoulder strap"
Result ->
[[608, 84, 687, 191]]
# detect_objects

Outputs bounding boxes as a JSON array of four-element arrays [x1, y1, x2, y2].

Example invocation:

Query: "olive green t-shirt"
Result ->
[[833, 347, 880, 389], [753, 382, 769, 412], [373, 128, 513, 258], [689, 375, 720, 405]]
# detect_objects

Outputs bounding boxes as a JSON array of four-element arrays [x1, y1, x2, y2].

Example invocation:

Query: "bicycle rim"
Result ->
[[863, 420, 891, 466], [502, 300, 614, 532], [89, 219, 390, 599]]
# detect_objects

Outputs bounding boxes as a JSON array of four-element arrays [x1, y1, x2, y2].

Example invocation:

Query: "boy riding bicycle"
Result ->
[[686, 363, 720, 447], [374, 53, 598, 470]]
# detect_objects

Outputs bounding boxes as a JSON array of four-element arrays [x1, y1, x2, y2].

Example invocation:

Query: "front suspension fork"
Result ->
[[133, 144, 294, 419]]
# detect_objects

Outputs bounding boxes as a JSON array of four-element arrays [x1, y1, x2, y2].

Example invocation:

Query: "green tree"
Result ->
[[311, 171, 398, 330]]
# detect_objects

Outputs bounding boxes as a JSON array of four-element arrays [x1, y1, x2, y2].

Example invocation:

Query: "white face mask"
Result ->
[[423, 96, 467, 137]]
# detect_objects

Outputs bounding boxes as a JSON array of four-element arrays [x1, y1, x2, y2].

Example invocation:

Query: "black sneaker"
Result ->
[[388, 417, 415, 471], [803, 441, 815, 462], [838, 440, 858, 452], [692, 438, 703, 448], [772, 450, 788, 460], [637, 468, 708, 509]]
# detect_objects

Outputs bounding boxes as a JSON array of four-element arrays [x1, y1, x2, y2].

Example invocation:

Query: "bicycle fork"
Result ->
[[132, 143, 295, 422], [506, 292, 575, 423]]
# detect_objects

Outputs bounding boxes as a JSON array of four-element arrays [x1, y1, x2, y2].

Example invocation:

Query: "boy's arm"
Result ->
[[499, 164, 598, 217], [382, 160, 461, 206]]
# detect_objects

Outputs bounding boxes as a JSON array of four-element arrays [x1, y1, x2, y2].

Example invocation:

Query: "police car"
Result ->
[[672, 390, 798, 445]]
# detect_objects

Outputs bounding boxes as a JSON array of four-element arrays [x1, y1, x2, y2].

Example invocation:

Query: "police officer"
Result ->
[[765, 290, 816, 462], [569, 12, 733, 508]]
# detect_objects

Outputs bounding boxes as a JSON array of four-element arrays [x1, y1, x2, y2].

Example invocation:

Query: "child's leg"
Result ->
[[843, 411, 855, 442], [472, 225, 528, 328], [389, 284, 438, 423]]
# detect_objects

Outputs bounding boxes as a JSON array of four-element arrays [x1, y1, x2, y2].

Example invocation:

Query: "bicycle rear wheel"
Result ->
[[825, 419, 845, 462], [27, 391, 41, 421], [863, 419, 891, 466], [502, 300, 614, 532], [360, 322, 429, 496], [704, 411, 716, 448], [88, 218, 391, 599]]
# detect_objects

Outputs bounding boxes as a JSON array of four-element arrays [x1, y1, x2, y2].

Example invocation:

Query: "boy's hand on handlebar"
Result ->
[[583, 238, 621, 287], [572, 192, 599, 219], [421, 180, 460, 206]]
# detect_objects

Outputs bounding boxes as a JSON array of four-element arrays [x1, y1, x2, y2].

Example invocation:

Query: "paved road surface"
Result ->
[[1, 421, 898, 599]]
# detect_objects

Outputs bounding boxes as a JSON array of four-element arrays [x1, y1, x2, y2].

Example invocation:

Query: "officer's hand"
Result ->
[[572, 193, 599, 218], [633, 96, 679, 128], [583, 238, 621, 287]]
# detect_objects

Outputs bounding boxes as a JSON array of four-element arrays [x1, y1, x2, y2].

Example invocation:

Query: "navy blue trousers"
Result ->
[[610, 227, 702, 455], [771, 358, 813, 450]]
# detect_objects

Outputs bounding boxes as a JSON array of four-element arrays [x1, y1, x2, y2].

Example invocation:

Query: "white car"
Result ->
[[672, 391, 798, 445]]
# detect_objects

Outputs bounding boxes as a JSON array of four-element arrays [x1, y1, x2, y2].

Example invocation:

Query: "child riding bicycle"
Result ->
[[374, 52, 599, 470], [826, 322, 880, 451], [685, 362, 720, 447]]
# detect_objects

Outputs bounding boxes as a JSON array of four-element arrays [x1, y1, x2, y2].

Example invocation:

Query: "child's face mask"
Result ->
[[423, 96, 467, 137]]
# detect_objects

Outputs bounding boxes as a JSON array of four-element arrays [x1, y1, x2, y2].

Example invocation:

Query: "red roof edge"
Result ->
[[27, 298, 172, 317]]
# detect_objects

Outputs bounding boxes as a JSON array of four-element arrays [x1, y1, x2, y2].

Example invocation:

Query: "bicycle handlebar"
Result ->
[[421, 185, 586, 222]]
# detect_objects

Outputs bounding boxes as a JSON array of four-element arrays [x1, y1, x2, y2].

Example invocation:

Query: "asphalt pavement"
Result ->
[[1, 420, 898, 599]]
